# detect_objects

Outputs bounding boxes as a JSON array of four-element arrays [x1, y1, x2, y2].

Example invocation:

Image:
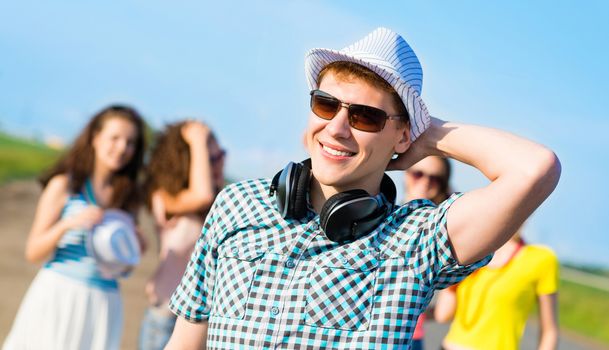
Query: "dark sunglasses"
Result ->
[[310, 89, 407, 132], [408, 170, 445, 188], [210, 149, 226, 163]]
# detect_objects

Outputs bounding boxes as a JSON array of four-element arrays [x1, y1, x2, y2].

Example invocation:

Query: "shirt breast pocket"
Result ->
[[305, 249, 379, 331], [212, 245, 265, 319]]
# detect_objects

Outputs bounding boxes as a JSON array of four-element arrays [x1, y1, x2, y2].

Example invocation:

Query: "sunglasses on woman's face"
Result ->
[[210, 149, 226, 164], [408, 170, 445, 188], [310, 89, 407, 132]]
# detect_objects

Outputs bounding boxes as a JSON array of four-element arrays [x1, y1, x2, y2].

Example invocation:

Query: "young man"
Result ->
[[165, 27, 560, 349]]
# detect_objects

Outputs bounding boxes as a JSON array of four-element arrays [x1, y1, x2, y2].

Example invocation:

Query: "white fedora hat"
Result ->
[[87, 209, 141, 279], [305, 27, 430, 141]]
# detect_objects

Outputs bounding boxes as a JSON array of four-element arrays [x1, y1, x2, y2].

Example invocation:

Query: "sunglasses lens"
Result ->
[[349, 105, 386, 132], [311, 92, 340, 120], [210, 150, 226, 163], [410, 170, 424, 179], [310, 90, 390, 132], [429, 176, 443, 187], [410, 170, 445, 188]]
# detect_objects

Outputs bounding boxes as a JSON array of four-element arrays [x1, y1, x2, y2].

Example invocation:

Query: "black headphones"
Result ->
[[269, 159, 396, 243]]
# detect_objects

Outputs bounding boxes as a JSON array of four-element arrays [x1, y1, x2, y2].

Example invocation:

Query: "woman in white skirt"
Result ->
[[3, 105, 147, 350]]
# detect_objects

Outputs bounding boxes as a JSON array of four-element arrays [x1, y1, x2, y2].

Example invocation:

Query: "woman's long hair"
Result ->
[[39, 105, 146, 212], [144, 121, 218, 215], [145, 122, 190, 204]]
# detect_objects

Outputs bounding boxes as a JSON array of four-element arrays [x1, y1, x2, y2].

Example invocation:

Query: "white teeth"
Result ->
[[322, 144, 354, 157]]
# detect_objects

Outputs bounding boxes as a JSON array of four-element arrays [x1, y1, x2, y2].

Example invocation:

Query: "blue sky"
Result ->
[[1, 1, 608, 266]]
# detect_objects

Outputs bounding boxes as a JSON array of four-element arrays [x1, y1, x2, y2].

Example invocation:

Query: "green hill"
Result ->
[[560, 277, 609, 345], [0, 131, 62, 184], [558, 265, 609, 345]]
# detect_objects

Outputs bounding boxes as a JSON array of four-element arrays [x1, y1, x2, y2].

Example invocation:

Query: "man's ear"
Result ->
[[394, 126, 411, 154]]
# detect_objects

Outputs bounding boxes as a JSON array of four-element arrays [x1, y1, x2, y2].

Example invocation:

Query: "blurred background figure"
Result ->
[[403, 155, 452, 350], [403, 155, 452, 206], [435, 228, 559, 350], [2, 105, 147, 350], [138, 120, 225, 350]]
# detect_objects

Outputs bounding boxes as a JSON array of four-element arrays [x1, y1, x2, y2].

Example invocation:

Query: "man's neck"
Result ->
[[308, 179, 332, 214]]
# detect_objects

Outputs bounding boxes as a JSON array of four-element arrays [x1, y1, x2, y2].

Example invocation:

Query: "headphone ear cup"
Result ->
[[284, 163, 300, 218], [380, 173, 397, 205], [271, 160, 312, 220], [291, 165, 311, 219], [320, 189, 370, 242], [272, 162, 296, 218]]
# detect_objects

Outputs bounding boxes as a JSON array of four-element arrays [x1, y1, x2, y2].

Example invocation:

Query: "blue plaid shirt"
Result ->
[[170, 178, 490, 349]]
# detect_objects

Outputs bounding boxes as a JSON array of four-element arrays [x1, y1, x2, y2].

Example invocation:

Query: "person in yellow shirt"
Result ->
[[434, 231, 559, 350]]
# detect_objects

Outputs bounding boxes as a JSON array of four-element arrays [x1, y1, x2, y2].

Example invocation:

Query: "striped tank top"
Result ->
[[43, 180, 119, 291]]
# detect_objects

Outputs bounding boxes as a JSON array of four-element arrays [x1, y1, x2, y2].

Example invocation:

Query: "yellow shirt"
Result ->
[[444, 245, 559, 350]]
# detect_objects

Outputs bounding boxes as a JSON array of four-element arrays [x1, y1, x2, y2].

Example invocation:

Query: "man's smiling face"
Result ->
[[304, 70, 410, 196]]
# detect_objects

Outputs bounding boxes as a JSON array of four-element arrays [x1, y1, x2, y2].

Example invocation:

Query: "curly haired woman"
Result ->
[[138, 120, 225, 350]]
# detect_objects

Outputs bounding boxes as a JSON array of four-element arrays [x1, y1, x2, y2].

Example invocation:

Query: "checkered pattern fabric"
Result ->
[[169, 178, 490, 349]]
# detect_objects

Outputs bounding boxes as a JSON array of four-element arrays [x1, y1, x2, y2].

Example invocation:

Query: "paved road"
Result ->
[[561, 267, 609, 293], [424, 320, 608, 350]]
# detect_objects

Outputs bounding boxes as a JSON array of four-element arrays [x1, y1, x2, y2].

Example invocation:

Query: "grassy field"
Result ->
[[0, 131, 62, 184], [559, 277, 609, 345]]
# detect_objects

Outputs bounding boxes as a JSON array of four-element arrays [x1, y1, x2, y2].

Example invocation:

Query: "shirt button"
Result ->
[[340, 257, 349, 265], [285, 259, 295, 268], [270, 306, 280, 316], [231, 247, 239, 255]]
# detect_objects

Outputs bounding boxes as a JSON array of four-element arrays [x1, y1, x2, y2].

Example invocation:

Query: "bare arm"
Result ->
[[390, 118, 561, 264], [537, 293, 558, 350], [164, 318, 208, 350], [160, 121, 216, 215], [434, 285, 458, 323], [25, 174, 103, 263]]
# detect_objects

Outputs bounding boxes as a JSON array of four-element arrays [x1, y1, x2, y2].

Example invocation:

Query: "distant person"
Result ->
[[435, 229, 559, 350], [404, 156, 452, 204], [403, 156, 452, 350], [138, 120, 225, 350], [2, 105, 147, 350], [164, 27, 560, 349]]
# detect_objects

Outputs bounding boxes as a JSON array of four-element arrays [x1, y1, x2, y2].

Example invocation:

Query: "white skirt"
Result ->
[[2, 269, 123, 350]]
